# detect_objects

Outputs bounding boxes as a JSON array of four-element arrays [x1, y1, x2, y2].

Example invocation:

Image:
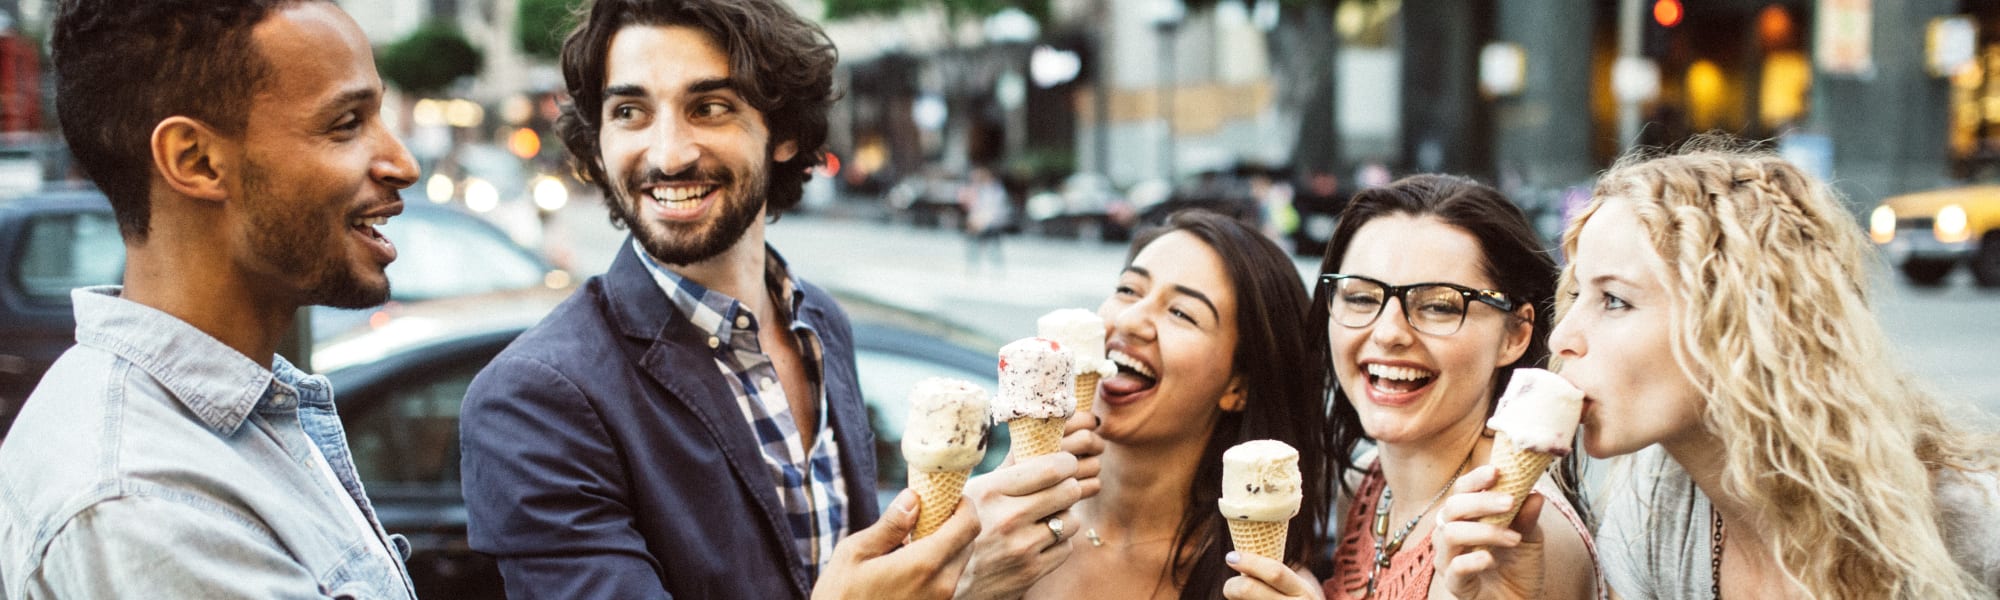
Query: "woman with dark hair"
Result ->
[[1024, 210, 1331, 599], [1224, 175, 1598, 599]]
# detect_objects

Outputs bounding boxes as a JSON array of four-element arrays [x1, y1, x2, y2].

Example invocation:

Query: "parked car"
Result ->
[[1870, 184, 2000, 287], [884, 170, 965, 229], [0, 190, 570, 438], [1026, 172, 1132, 242], [325, 299, 1005, 598]]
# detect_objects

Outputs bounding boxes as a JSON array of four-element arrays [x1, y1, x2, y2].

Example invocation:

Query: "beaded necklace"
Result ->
[[1365, 448, 1475, 596], [1710, 505, 1725, 599]]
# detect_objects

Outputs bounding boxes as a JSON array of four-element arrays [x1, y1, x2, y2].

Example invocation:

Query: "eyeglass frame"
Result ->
[[1319, 273, 1525, 336]]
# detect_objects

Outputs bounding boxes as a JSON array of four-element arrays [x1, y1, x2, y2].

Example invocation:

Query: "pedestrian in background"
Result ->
[[1439, 136, 2000, 599], [962, 166, 1010, 275], [0, 0, 422, 596]]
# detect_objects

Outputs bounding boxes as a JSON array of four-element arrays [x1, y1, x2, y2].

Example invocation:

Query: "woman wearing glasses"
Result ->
[[1026, 210, 1331, 599], [1434, 140, 2000, 599], [1222, 175, 1599, 600]]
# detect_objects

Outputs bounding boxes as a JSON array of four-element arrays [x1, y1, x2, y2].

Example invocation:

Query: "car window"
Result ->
[[345, 360, 481, 488], [13, 210, 122, 302], [379, 212, 547, 300]]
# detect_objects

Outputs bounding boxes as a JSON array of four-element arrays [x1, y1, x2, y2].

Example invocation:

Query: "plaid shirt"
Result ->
[[633, 240, 848, 583]]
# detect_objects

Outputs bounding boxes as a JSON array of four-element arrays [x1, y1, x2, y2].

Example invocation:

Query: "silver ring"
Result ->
[[1045, 517, 1066, 542]]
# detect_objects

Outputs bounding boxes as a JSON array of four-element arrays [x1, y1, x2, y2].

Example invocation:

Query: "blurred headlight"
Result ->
[[544, 269, 573, 289], [533, 175, 569, 212], [425, 173, 455, 204], [1868, 205, 1896, 244], [1936, 204, 1970, 243], [464, 178, 499, 213]]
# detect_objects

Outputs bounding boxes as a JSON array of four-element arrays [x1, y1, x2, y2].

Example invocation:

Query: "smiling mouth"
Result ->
[[1105, 349, 1158, 395], [649, 184, 718, 211], [349, 216, 389, 240], [1366, 363, 1436, 394]]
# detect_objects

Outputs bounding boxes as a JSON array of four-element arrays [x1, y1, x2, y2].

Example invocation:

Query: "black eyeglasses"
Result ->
[[1320, 274, 1522, 336]]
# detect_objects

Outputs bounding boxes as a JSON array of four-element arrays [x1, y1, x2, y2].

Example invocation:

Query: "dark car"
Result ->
[[327, 299, 1004, 598], [0, 190, 570, 438]]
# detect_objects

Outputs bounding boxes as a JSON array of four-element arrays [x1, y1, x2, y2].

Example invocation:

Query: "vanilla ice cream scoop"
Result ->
[[1218, 440, 1303, 522], [992, 337, 1077, 421], [1036, 309, 1116, 378], [1484, 368, 1585, 456], [902, 378, 993, 472]]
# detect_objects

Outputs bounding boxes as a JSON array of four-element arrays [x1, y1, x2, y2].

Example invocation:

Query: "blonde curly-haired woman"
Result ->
[[1431, 136, 2000, 600]]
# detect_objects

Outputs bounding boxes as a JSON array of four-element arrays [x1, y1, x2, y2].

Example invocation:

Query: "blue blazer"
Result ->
[[460, 241, 880, 600]]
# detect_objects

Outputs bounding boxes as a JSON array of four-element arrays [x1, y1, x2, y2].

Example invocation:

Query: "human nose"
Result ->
[[374, 125, 418, 190], [1103, 298, 1155, 344], [1366, 296, 1416, 348], [1549, 307, 1584, 361], [647, 116, 701, 175]]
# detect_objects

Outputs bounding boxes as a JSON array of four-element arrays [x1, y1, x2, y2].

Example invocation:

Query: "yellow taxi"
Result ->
[[1870, 185, 2000, 287]]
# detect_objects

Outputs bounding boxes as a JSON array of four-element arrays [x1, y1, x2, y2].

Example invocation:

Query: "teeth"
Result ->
[[650, 185, 715, 202], [1366, 363, 1435, 382], [349, 216, 388, 228], [1108, 350, 1156, 379]]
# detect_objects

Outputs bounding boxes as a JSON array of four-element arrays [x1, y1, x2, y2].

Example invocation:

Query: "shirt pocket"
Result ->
[[317, 540, 409, 599]]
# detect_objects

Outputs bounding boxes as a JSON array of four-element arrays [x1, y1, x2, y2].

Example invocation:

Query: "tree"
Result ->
[[377, 21, 484, 95], [518, 0, 576, 61]]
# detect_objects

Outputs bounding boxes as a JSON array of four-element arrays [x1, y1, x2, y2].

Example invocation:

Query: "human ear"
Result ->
[[772, 139, 798, 164], [1496, 303, 1534, 367], [150, 117, 233, 203], [1219, 375, 1247, 412]]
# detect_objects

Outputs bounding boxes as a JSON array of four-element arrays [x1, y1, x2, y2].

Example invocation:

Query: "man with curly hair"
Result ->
[[456, 0, 1067, 598]]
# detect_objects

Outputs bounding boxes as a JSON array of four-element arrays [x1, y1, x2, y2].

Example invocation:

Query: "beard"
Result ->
[[242, 162, 390, 309], [612, 158, 771, 267]]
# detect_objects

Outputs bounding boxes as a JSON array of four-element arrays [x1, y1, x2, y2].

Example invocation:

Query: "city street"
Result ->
[[545, 197, 2000, 419]]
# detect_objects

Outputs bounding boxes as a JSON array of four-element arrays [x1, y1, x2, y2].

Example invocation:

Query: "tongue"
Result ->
[[1102, 372, 1155, 395]]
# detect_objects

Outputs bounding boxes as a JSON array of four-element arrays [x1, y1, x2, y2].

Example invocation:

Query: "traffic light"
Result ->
[[1653, 0, 1683, 28]]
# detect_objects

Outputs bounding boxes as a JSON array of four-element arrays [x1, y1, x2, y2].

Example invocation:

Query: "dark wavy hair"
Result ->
[[1310, 174, 1581, 517], [1125, 210, 1331, 600], [556, 0, 836, 225], [53, 0, 309, 241]]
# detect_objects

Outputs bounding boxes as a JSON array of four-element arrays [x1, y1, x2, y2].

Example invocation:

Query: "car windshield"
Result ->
[[378, 209, 548, 300], [13, 209, 121, 302]]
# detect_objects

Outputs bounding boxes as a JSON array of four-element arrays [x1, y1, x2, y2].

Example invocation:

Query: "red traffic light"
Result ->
[[1654, 0, 1683, 28]]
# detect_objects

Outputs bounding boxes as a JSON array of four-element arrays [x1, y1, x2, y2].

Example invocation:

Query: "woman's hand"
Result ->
[[952, 452, 1085, 600], [1062, 410, 1104, 499], [1221, 551, 1326, 600], [1431, 465, 1546, 600]]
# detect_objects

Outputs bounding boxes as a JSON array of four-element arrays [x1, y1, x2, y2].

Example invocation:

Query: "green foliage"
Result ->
[[377, 21, 483, 95], [823, 0, 1050, 29], [518, 0, 576, 61]]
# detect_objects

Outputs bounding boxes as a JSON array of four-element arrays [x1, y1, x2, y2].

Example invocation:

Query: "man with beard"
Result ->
[[0, 0, 421, 597], [458, 0, 1095, 598]]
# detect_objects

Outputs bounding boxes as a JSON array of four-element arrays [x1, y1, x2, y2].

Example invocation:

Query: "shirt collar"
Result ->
[[69, 286, 317, 436], [630, 239, 808, 341]]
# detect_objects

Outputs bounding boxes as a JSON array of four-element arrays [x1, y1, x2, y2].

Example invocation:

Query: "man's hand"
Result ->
[[952, 452, 1085, 600], [1431, 465, 1546, 600], [813, 489, 979, 600], [1222, 551, 1327, 600]]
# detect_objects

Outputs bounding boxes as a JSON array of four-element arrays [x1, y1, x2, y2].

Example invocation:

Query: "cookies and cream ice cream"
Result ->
[[901, 377, 993, 472], [1218, 440, 1304, 522], [992, 337, 1077, 422]]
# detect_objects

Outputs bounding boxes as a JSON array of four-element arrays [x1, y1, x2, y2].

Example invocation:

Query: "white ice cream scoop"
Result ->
[[1484, 368, 1585, 456], [1218, 439, 1303, 522]]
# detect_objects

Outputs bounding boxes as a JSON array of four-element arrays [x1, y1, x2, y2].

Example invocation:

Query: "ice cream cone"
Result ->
[[1226, 517, 1288, 559], [1478, 431, 1558, 527], [910, 468, 970, 539], [1008, 416, 1066, 458], [1074, 372, 1099, 416]]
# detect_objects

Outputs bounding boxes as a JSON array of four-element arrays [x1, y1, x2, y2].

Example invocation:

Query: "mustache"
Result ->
[[628, 165, 733, 190]]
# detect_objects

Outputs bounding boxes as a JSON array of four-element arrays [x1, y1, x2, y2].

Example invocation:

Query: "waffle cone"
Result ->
[[909, 468, 970, 539], [1074, 373, 1100, 416], [1225, 517, 1288, 559], [1008, 416, 1066, 458], [1478, 432, 1558, 527]]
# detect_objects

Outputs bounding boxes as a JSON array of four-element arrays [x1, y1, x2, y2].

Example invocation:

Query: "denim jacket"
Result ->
[[0, 287, 416, 599]]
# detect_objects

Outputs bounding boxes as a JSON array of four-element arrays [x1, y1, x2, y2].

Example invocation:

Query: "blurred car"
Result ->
[[325, 297, 1005, 598], [1134, 170, 1260, 228], [884, 170, 965, 229], [0, 190, 570, 438], [1870, 185, 2000, 287], [1026, 172, 1133, 242], [419, 143, 569, 249]]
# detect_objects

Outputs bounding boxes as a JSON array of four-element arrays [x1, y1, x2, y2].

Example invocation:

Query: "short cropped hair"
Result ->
[[53, 0, 311, 241]]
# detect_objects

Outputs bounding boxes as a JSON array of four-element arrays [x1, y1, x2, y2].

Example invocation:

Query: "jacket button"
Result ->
[[707, 336, 720, 349]]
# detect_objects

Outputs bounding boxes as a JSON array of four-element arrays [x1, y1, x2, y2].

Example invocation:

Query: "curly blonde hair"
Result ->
[[1561, 135, 1997, 599]]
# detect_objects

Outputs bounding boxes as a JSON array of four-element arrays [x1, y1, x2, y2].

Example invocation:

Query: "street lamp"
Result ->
[[1151, 0, 1184, 182]]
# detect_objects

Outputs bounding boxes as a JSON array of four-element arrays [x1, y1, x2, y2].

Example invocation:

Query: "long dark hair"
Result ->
[[1125, 210, 1331, 599], [1309, 175, 1580, 516]]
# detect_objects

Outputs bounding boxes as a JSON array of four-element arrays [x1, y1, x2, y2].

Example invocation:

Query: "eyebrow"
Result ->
[[603, 77, 734, 100], [1124, 266, 1221, 321], [318, 87, 378, 115]]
